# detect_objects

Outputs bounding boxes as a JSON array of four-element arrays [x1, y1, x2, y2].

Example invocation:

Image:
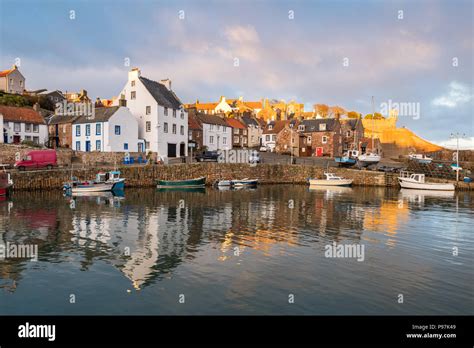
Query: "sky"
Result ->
[[1, 0, 473, 148]]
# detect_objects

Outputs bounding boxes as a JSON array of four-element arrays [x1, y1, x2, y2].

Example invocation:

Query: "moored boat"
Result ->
[[398, 172, 454, 191], [96, 170, 126, 190], [357, 152, 381, 167], [231, 178, 258, 186], [156, 176, 206, 188], [308, 173, 353, 186], [63, 171, 124, 194], [408, 154, 433, 164]]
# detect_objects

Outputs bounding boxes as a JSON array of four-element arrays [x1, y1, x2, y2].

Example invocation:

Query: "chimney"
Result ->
[[160, 79, 172, 91], [129, 67, 141, 81], [119, 94, 127, 107], [33, 102, 40, 112]]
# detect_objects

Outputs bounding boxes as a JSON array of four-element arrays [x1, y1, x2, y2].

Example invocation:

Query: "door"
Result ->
[[138, 143, 143, 153], [167, 143, 177, 157], [315, 147, 323, 157], [179, 143, 185, 157], [13, 135, 21, 144], [85, 141, 91, 152]]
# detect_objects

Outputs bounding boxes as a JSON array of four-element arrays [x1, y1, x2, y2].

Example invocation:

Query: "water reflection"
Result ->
[[0, 186, 472, 314]]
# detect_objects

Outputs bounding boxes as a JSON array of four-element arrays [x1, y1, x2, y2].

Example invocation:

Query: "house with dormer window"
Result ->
[[116, 68, 188, 158]]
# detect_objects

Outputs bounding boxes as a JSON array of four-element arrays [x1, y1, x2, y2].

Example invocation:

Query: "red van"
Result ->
[[14, 150, 57, 171]]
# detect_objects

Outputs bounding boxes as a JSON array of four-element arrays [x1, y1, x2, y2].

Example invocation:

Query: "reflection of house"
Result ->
[[116, 68, 188, 158], [0, 65, 25, 94], [72, 106, 143, 152], [0, 104, 48, 144]]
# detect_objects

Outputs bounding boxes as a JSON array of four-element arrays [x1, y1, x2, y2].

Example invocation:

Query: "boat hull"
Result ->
[[231, 179, 258, 186], [309, 179, 353, 186], [70, 183, 115, 193], [157, 176, 206, 188], [398, 178, 455, 191]]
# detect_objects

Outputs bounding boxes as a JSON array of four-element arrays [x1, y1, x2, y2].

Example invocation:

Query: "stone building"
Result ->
[[298, 119, 342, 157], [340, 118, 364, 153]]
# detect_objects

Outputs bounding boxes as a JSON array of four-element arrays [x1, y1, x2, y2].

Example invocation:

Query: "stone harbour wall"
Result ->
[[9, 163, 393, 191]]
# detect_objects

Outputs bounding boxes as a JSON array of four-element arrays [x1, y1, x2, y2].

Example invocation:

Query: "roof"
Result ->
[[196, 113, 228, 126], [240, 115, 260, 127], [263, 120, 290, 134], [0, 105, 46, 124], [225, 118, 246, 129], [48, 114, 80, 125], [72, 106, 121, 124], [300, 119, 339, 132], [340, 118, 359, 130], [195, 102, 218, 110], [244, 101, 263, 109], [0, 68, 15, 77], [139, 77, 182, 109], [188, 114, 202, 130]]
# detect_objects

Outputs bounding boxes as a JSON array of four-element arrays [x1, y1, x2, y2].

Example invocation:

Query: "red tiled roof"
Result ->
[[188, 114, 202, 130], [225, 118, 246, 129], [263, 120, 290, 134], [0, 105, 46, 124], [244, 101, 262, 109], [0, 68, 14, 77]]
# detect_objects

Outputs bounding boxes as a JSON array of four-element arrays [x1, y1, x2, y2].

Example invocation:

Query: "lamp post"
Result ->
[[450, 132, 465, 182]]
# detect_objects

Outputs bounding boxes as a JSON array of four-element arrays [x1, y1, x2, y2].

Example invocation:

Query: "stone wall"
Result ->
[[9, 163, 391, 191]]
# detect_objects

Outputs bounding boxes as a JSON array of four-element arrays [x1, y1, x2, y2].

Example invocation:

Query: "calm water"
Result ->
[[0, 186, 472, 315]]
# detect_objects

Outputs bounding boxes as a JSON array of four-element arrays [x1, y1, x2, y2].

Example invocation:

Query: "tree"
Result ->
[[328, 106, 346, 118], [347, 111, 360, 119], [364, 112, 384, 120]]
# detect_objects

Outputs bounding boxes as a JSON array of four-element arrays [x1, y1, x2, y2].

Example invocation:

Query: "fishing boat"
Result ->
[[335, 155, 357, 167], [156, 176, 206, 188], [96, 170, 126, 190], [63, 171, 124, 194], [231, 178, 258, 186], [408, 154, 433, 164], [308, 173, 353, 187], [0, 165, 13, 197], [398, 172, 454, 191]]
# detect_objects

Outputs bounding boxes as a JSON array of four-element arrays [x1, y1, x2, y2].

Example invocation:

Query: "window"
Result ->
[[268, 125, 273, 130], [234, 128, 239, 134], [234, 136, 239, 143], [131, 91, 136, 100], [346, 130, 351, 137], [266, 135, 270, 141], [9, 78, 13, 85], [124, 143, 128, 150], [189, 131, 193, 140], [85, 124, 91, 136], [217, 125, 221, 131], [223, 137, 227, 145], [146, 121, 151, 132], [25, 136, 31, 141], [164, 122, 168, 133], [272, 135, 276, 141], [210, 136, 214, 144], [298, 125, 305, 131], [307, 136, 312, 143], [96, 140, 101, 151], [172, 124, 176, 134], [180, 125, 184, 135], [164, 107, 168, 116], [33, 124, 39, 133], [33, 136, 39, 144], [145, 141, 150, 150], [14, 123, 21, 132], [76, 141, 81, 151], [24, 123, 31, 132], [146, 106, 151, 115], [96, 123, 101, 135], [131, 80, 135, 87], [180, 110, 184, 119], [319, 123, 326, 131], [210, 124, 214, 131], [115, 125, 121, 135], [173, 109, 176, 118], [243, 138, 247, 144], [322, 136, 328, 144], [20, 80, 23, 87], [223, 126, 227, 132], [75, 125, 81, 136], [243, 130, 247, 135]]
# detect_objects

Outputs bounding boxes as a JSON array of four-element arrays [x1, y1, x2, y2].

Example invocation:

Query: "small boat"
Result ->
[[357, 152, 381, 167], [216, 180, 232, 187], [408, 154, 433, 164], [398, 172, 454, 191], [335, 156, 357, 167], [231, 178, 258, 186], [156, 176, 206, 188], [63, 171, 123, 194], [309, 173, 353, 186], [0, 165, 13, 197], [96, 170, 126, 190]]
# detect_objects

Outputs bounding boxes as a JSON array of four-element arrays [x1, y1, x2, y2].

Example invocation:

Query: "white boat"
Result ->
[[216, 180, 232, 187], [308, 173, 353, 186], [231, 178, 258, 186], [357, 152, 381, 166], [408, 154, 433, 164], [398, 173, 454, 191]]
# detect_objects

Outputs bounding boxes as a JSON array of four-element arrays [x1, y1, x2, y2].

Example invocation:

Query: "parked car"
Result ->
[[14, 150, 57, 171], [195, 151, 219, 162]]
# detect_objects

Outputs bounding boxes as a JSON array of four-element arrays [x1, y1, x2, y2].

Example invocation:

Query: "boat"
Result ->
[[63, 171, 124, 194], [308, 172, 353, 186], [335, 155, 357, 167], [357, 152, 381, 167], [398, 172, 455, 191], [408, 154, 433, 164], [156, 176, 206, 188], [216, 180, 232, 187], [231, 178, 258, 186], [0, 165, 13, 197], [96, 170, 126, 190]]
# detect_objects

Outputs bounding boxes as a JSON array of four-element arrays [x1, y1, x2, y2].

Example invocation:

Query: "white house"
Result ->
[[196, 113, 232, 151], [0, 65, 25, 94], [115, 68, 188, 158], [0, 105, 48, 145], [72, 106, 143, 152]]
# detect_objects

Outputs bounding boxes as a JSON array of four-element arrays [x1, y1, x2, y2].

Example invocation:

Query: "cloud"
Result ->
[[432, 82, 473, 108], [435, 136, 474, 150]]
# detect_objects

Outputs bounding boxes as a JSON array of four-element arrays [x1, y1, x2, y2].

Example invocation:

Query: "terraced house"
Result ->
[[298, 119, 342, 157], [0, 105, 47, 144], [116, 68, 188, 158], [196, 113, 231, 151]]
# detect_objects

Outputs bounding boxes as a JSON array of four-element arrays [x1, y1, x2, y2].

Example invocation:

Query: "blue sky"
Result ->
[[1, 0, 473, 147]]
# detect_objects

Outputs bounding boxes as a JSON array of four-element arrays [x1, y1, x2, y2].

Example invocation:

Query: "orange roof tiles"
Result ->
[[0, 105, 46, 124], [225, 118, 246, 129], [0, 68, 14, 77]]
